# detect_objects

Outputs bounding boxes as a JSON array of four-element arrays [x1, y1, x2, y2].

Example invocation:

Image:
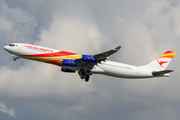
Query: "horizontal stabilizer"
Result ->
[[152, 70, 173, 76]]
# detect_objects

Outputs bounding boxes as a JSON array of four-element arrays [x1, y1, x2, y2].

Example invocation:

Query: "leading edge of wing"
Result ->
[[93, 46, 121, 61]]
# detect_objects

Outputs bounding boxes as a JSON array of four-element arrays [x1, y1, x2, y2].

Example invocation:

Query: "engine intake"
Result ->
[[61, 67, 76, 73], [62, 59, 77, 66], [82, 55, 96, 62]]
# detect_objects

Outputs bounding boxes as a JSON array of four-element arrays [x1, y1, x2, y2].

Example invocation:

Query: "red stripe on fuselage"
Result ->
[[22, 51, 78, 57]]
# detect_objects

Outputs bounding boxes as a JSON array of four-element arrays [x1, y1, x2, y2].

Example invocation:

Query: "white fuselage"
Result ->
[[4, 43, 166, 79]]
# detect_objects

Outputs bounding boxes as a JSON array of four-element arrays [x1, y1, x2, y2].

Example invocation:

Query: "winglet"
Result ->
[[115, 46, 121, 51]]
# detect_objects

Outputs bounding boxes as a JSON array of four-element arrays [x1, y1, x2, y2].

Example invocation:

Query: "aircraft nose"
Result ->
[[4, 45, 8, 51], [4, 45, 11, 53]]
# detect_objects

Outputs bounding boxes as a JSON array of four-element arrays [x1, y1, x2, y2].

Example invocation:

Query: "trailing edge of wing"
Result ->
[[152, 70, 174, 76], [93, 46, 121, 61]]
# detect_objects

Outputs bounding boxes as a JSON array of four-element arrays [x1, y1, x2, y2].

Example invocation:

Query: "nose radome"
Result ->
[[4, 45, 10, 52], [4, 45, 14, 54], [4, 46, 8, 50]]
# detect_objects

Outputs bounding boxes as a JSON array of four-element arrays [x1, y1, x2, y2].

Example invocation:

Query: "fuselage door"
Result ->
[[17, 44, 21, 51], [136, 68, 140, 74]]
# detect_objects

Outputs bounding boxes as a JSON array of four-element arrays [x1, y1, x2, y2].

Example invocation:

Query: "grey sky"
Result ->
[[0, 0, 180, 120]]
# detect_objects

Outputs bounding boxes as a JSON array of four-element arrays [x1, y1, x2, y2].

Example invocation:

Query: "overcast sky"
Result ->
[[0, 0, 180, 120]]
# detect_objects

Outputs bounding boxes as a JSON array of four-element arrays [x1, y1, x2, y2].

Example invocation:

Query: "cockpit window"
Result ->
[[9, 44, 15, 46]]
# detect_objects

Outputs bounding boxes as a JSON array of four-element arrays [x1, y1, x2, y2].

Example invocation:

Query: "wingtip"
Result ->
[[115, 46, 121, 50]]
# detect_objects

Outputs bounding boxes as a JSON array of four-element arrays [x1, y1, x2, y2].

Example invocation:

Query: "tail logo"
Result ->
[[156, 59, 168, 68], [156, 51, 176, 68]]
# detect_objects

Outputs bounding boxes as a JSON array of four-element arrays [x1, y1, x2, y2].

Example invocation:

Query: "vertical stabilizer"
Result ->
[[142, 51, 176, 70]]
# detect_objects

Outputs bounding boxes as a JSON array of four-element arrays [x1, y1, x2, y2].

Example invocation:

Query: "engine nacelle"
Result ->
[[61, 67, 76, 73], [62, 59, 77, 66], [82, 55, 96, 62]]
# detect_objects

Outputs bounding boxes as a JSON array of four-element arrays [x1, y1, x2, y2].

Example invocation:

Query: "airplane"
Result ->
[[4, 43, 176, 82]]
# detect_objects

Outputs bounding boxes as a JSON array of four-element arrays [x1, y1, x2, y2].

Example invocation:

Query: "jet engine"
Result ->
[[82, 55, 96, 62], [62, 59, 77, 66], [61, 67, 76, 73]]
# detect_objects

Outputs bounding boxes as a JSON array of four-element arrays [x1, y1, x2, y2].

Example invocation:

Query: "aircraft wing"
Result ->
[[75, 46, 121, 63], [93, 46, 121, 61], [74, 46, 121, 69]]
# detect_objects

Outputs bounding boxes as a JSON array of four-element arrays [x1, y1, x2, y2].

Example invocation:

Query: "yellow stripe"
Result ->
[[156, 52, 176, 59]]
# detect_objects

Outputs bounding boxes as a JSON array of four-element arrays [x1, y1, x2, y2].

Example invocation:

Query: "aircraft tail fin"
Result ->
[[142, 51, 176, 70]]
